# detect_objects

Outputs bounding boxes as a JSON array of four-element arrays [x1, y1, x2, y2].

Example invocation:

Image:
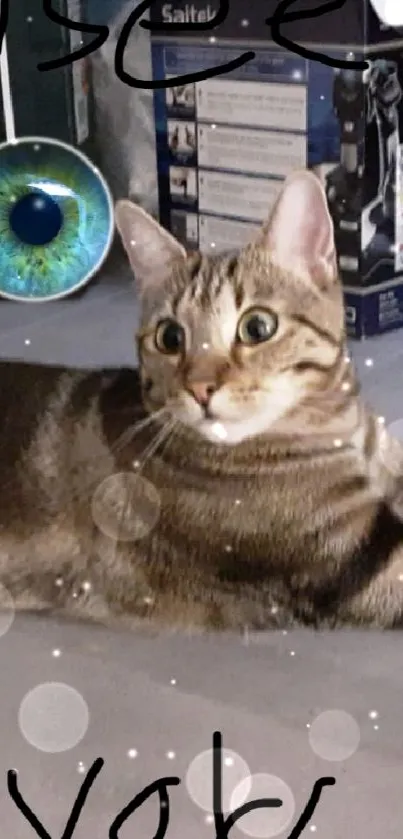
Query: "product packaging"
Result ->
[[150, 0, 403, 337]]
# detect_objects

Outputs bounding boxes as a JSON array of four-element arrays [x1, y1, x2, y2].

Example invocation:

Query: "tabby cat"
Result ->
[[2, 169, 403, 632]]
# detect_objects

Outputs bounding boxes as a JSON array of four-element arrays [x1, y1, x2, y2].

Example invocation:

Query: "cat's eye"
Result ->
[[237, 308, 278, 345], [154, 318, 185, 354]]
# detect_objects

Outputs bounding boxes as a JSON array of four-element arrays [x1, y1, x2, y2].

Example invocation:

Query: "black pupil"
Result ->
[[9, 191, 63, 246], [162, 321, 182, 351], [245, 315, 270, 342]]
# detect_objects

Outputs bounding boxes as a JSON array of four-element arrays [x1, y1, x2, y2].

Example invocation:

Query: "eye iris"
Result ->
[[0, 139, 112, 301]]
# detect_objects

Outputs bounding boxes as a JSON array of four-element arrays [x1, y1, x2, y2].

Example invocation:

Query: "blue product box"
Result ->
[[150, 0, 403, 338]]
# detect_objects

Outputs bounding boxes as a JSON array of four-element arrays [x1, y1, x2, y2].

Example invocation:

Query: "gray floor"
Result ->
[[1, 618, 402, 838], [2, 257, 403, 837]]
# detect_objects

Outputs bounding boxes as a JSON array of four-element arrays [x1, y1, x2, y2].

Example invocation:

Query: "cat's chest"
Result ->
[[108, 434, 326, 564], [146, 458, 314, 552]]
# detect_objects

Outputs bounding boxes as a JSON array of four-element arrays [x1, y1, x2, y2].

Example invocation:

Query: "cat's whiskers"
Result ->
[[133, 417, 178, 473], [111, 407, 169, 456], [155, 418, 178, 460], [69, 409, 171, 505], [110, 419, 177, 546]]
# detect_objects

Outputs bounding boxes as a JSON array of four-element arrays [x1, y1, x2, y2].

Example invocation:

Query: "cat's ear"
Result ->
[[115, 200, 186, 292], [261, 170, 337, 285]]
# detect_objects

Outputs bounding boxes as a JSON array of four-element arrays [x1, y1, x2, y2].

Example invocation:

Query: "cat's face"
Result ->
[[116, 171, 345, 446]]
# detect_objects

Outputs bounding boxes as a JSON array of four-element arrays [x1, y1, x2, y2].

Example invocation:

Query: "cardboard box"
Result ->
[[150, 0, 403, 338]]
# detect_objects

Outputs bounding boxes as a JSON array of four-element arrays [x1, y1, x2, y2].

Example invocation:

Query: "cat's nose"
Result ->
[[187, 382, 216, 407]]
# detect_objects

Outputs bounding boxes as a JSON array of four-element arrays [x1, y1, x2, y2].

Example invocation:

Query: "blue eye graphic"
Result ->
[[0, 137, 114, 302]]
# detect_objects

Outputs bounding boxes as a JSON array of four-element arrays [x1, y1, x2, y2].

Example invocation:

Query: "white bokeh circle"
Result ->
[[186, 748, 251, 813], [0, 583, 15, 637], [18, 682, 89, 753], [91, 472, 161, 542], [230, 773, 295, 838], [309, 710, 360, 761]]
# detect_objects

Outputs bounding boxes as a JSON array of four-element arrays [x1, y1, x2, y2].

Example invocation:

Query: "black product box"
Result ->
[[150, 0, 403, 338], [0, 0, 96, 158]]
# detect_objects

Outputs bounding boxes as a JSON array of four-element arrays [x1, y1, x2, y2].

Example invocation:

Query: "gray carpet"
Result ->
[[1, 617, 401, 838]]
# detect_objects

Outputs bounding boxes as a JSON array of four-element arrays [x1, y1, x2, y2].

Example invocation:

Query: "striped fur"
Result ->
[[1, 172, 403, 632]]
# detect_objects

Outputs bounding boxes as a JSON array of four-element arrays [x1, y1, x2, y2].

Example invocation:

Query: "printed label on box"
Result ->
[[199, 215, 260, 251], [198, 171, 283, 222], [197, 125, 306, 178], [152, 41, 309, 250], [196, 79, 307, 132]]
